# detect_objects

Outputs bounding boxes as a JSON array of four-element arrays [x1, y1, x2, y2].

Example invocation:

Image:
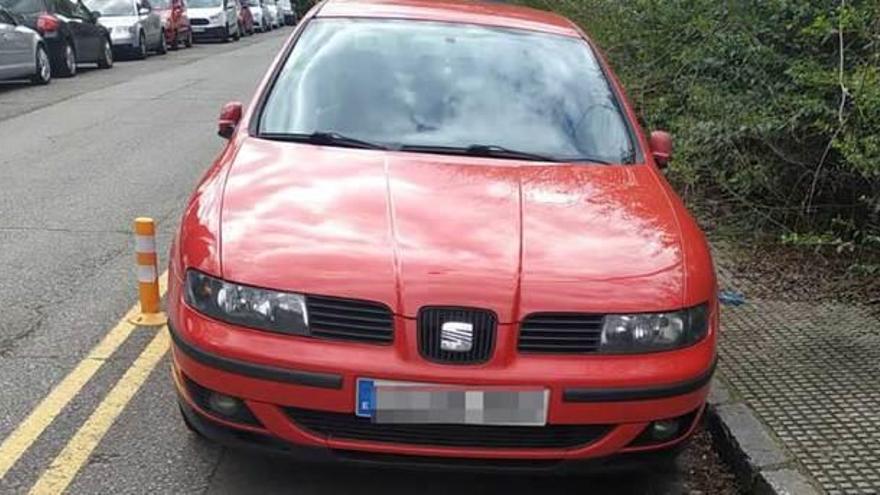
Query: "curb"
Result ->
[[705, 378, 823, 495]]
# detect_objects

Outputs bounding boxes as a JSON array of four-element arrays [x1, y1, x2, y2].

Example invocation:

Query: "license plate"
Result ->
[[192, 26, 205, 32], [356, 378, 548, 426]]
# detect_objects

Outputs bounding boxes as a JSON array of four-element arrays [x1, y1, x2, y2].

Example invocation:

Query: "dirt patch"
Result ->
[[680, 422, 741, 495]]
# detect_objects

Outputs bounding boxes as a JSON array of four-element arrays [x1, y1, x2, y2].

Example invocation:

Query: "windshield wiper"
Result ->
[[397, 143, 557, 162], [398, 143, 613, 164], [259, 131, 389, 150]]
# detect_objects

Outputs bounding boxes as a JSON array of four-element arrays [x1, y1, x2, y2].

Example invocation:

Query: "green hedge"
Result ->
[[517, 0, 879, 241]]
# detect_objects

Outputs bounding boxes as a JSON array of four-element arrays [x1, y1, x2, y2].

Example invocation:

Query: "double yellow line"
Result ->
[[0, 272, 170, 494]]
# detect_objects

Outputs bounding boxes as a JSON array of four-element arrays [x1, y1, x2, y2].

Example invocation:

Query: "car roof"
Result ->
[[315, 0, 581, 37]]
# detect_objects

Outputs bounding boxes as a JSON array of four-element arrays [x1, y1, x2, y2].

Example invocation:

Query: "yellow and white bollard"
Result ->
[[130, 217, 167, 326]]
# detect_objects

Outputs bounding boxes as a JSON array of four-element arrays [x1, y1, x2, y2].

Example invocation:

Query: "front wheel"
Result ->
[[179, 406, 208, 440], [31, 45, 51, 85], [97, 38, 113, 69], [233, 23, 241, 41]]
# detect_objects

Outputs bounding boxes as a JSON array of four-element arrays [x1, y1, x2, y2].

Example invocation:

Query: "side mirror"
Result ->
[[91, 10, 101, 18], [649, 130, 673, 168], [218, 101, 243, 139]]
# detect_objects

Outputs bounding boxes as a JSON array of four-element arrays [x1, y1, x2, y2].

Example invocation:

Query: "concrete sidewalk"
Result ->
[[711, 245, 880, 495]]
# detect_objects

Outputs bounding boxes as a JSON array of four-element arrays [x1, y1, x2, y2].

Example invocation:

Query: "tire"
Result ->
[[31, 44, 51, 85], [184, 29, 193, 48], [135, 32, 147, 59], [221, 26, 230, 43], [233, 23, 241, 41], [179, 406, 207, 440], [170, 31, 179, 50], [55, 40, 76, 78], [97, 37, 113, 69], [156, 30, 167, 54]]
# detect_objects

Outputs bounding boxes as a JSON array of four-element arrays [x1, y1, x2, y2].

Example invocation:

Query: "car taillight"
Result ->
[[37, 13, 60, 33]]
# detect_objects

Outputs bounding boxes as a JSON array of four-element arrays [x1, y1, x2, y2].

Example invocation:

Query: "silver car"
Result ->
[[263, 0, 277, 29], [85, 0, 166, 59], [0, 6, 50, 84]]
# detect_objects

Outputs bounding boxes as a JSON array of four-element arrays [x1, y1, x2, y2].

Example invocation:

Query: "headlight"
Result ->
[[210, 12, 224, 21], [185, 270, 308, 336], [600, 304, 709, 353]]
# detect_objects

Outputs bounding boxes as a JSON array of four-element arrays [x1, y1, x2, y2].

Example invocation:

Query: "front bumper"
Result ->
[[169, 292, 716, 464], [178, 397, 694, 474], [109, 29, 138, 48], [190, 23, 226, 38]]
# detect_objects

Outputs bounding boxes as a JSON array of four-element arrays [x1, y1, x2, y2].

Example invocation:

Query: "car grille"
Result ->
[[306, 295, 394, 344], [286, 408, 610, 449], [518, 313, 605, 353], [418, 307, 495, 365], [190, 18, 209, 25]]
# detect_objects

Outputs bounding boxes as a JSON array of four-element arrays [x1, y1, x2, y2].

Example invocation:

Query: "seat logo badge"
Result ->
[[440, 321, 474, 352]]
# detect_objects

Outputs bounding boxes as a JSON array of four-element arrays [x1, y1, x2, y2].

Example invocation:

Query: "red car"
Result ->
[[154, 0, 193, 49], [169, 0, 718, 472], [236, 0, 254, 36]]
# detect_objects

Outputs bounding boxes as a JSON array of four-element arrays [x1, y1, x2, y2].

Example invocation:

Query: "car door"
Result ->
[[137, 0, 160, 46], [0, 9, 27, 79], [74, 0, 103, 58]]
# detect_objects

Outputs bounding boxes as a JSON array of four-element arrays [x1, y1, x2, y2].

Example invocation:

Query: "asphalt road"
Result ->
[[0, 28, 724, 494]]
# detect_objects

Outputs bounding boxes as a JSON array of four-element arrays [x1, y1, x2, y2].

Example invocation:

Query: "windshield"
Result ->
[[187, 0, 220, 8], [0, 0, 43, 15], [84, 0, 134, 15], [260, 19, 637, 163]]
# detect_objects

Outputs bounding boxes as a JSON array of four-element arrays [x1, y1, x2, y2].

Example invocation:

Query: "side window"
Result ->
[[0, 10, 15, 25], [53, 0, 74, 16], [74, 0, 92, 19], [140, 0, 151, 10]]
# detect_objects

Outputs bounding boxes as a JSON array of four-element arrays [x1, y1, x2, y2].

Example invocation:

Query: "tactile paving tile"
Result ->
[[715, 251, 880, 494]]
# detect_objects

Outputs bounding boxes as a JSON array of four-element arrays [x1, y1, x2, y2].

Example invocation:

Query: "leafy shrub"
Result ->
[[516, 0, 880, 240]]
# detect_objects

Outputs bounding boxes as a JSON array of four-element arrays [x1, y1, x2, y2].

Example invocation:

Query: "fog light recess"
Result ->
[[628, 409, 699, 448], [182, 374, 262, 427], [208, 393, 244, 417], [650, 419, 680, 442]]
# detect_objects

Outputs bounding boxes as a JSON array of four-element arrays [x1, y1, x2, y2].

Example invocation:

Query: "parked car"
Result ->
[[245, 0, 265, 31], [187, 0, 238, 42], [0, 6, 51, 83], [262, 0, 276, 29], [169, 0, 718, 473], [0, 0, 112, 77], [235, 0, 251, 35], [85, 0, 165, 58], [152, 0, 191, 49], [276, 0, 292, 25]]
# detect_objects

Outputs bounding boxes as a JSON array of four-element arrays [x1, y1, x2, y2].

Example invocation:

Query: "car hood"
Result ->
[[219, 139, 690, 322], [98, 15, 138, 28], [188, 7, 222, 17]]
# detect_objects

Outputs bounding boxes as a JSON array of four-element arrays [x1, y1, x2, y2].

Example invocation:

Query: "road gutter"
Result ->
[[705, 377, 823, 495]]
